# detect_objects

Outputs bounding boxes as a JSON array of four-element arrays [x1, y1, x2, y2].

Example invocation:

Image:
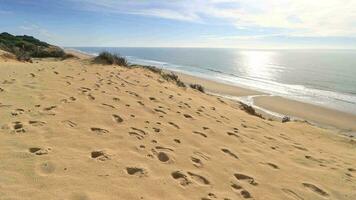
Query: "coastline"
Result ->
[[68, 48, 356, 134], [171, 70, 356, 133]]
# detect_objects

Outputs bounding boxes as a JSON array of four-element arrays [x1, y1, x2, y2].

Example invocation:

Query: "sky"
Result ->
[[0, 0, 355, 49]]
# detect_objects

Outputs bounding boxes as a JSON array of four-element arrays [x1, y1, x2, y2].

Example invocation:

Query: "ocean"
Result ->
[[73, 47, 356, 115]]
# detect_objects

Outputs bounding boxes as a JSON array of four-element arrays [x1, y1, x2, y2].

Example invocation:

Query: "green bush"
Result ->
[[93, 51, 128, 66], [0, 32, 65, 61]]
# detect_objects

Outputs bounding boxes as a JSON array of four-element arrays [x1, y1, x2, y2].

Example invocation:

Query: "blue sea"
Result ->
[[73, 47, 356, 115]]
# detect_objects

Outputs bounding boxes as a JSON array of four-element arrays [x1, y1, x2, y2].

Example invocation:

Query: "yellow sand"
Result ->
[[0, 57, 355, 200]]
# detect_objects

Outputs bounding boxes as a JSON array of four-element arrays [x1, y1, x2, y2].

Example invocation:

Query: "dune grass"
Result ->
[[189, 84, 205, 93], [93, 51, 128, 66]]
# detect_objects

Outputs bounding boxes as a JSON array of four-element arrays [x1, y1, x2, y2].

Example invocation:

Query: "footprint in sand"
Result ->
[[281, 188, 304, 200], [91, 150, 110, 161], [193, 131, 207, 138], [201, 193, 219, 200], [12, 122, 25, 133], [129, 132, 144, 140], [129, 127, 147, 140], [191, 156, 203, 168], [112, 114, 124, 123], [183, 114, 193, 119], [29, 120, 46, 127], [60, 97, 77, 104], [43, 105, 57, 111], [293, 145, 308, 151], [302, 183, 329, 197], [234, 173, 258, 186], [157, 152, 170, 163], [126, 167, 147, 177], [11, 108, 25, 116], [112, 97, 120, 102], [87, 94, 95, 100], [174, 139, 181, 144], [155, 146, 174, 152], [101, 103, 115, 109], [227, 131, 240, 139], [171, 171, 192, 186], [221, 148, 239, 159], [264, 162, 279, 169], [168, 122, 180, 129], [90, 127, 109, 135], [187, 171, 210, 185], [29, 147, 51, 155], [231, 183, 253, 199], [152, 127, 160, 133], [348, 168, 356, 172], [154, 108, 166, 114], [62, 120, 77, 128]]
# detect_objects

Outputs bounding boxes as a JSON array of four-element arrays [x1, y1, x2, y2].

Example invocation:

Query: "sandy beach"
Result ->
[[172, 71, 356, 134], [254, 96, 356, 132], [0, 52, 355, 199]]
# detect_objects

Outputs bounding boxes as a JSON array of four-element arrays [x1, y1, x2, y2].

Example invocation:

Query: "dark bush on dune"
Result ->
[[61, 53, 77, 60], [94, 51, 128, 66], [161, 72, 186, 88], [16, 52, 32, 62], [0, 32, 66, 62], [240, 102, 264, 119], [130, 64, 185, 88], [189, 84, 205, 93], [142, 65, 163, 74]]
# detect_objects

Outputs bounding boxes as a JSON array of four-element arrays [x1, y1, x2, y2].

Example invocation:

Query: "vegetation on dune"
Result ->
[[61, 53, 78, 60], [93, 51, 128, 66], [160, 72, 186, 88], [189, 83, 205, 93], [129, 64, 186, 88], [239, 102, 264, 119], [0, 32, 69, 62]]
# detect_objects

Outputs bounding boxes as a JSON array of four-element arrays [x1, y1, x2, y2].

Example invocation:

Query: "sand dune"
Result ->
[[0, 57, 355, 200]]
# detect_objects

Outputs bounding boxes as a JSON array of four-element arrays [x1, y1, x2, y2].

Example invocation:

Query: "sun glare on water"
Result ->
[[237, 50, 278, 81]]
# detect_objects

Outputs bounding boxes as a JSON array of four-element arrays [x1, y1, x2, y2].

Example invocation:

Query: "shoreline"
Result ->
[[67, 48, 356, 134], [175, 71, 356, 133]]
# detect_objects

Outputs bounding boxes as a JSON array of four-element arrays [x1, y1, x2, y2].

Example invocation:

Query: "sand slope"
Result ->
[[0, 57, 355, 200]]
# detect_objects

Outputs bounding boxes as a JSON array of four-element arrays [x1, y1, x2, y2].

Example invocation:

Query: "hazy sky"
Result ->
[[1, 0, 355, 48]]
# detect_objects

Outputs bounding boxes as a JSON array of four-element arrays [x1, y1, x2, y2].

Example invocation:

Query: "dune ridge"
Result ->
[[0, 56, 355, 199]]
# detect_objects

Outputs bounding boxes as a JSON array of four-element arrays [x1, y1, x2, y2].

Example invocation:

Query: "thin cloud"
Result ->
[[19, 24, 56, 40], [68, 0, 356, 37]]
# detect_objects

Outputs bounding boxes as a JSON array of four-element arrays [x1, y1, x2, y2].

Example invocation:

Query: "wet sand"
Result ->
[[254, 96, 356, 132], [173, 71, 356, 133]]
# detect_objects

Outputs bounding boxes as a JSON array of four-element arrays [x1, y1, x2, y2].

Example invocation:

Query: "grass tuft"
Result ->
[[239, 102, 264, 119], [61, 53, 78, 60], [161, 72, 186, 88], [93, 51, 128, 66], [189, 84, 205, 93]]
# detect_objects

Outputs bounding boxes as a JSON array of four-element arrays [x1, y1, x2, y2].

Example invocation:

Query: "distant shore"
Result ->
[[67, 48, 356, 134]]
